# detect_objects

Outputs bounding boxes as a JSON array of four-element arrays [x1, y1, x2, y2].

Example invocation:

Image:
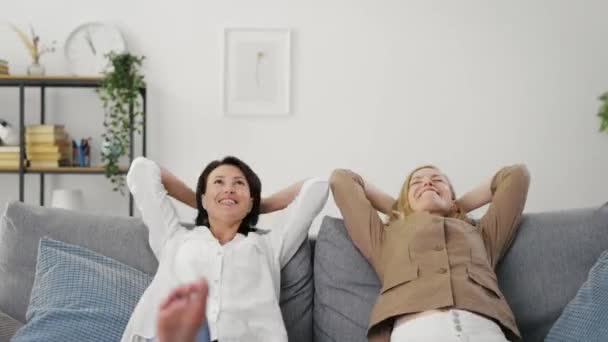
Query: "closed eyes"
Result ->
[[410, 177, 444, 186]]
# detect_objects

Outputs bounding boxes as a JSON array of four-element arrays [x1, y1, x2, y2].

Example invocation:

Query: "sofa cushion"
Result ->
[[496, 204, 608, 342], [544, 250, 608, 342], [12, 238, 152, 342], [0, 202, 158, 322], [0, 310, 23, 342], [313, 216, 379, 342]]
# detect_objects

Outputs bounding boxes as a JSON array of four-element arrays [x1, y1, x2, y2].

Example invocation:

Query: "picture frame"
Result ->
[[223, 28, 291, 116]]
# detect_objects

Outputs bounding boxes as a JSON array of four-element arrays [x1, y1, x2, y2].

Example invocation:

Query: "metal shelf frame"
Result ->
[[0, 76, 147, 216]]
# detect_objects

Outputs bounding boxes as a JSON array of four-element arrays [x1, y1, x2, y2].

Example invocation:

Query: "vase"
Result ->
[[51, 189, 85, 211], [27, 62, 45, 76]]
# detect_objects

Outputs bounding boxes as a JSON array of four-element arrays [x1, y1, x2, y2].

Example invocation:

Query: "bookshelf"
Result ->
[[0, 76, 147, 216]]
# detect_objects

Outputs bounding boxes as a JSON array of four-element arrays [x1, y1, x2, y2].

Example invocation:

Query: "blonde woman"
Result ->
[[330, 164, 530, 342]]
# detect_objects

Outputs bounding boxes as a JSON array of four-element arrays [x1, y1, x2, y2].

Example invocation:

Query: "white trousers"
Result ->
[[390, 309, 509, 342]]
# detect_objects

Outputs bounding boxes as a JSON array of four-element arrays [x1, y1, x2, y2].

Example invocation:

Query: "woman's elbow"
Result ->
[[329, 169, 349, 189], [126, 157, 154, 188]]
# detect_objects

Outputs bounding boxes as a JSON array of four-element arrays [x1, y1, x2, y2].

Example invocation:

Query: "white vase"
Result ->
[[51, 189, 85, 211], [27, 62, 45, 76]]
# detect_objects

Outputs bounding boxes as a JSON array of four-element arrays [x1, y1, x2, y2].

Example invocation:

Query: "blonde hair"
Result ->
[[389, 165, 468, 223]]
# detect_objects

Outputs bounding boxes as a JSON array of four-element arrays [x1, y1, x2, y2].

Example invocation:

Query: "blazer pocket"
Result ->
[[381, 265, 419, 293], [467, 266, 502, 299]]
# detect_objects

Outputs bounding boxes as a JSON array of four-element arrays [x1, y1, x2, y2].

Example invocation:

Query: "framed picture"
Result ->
[[223, 28, 291, 116]]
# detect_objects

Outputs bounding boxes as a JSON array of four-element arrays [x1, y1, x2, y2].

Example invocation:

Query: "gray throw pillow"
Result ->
[[0, 310, 23, 342], [280, 239, 314, 342], [0, 201, 158, 322], [313, 216, 379, 342]]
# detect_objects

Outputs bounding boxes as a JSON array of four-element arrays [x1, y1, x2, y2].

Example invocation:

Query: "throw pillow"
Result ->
[[545, 250, 608, 342], [313, 216, 380, 342], [280, 239, 314, 342], [11, 238, 152, 342]]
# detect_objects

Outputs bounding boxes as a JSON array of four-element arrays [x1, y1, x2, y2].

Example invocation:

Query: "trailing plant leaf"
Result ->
[[599, 92, 608, 134], [97, 52, 145, 194]]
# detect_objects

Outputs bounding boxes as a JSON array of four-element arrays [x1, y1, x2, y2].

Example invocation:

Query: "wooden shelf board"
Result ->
[[0, 76, 104, 88], [0, 75, 103, 81], [0, 166, 128, 174]]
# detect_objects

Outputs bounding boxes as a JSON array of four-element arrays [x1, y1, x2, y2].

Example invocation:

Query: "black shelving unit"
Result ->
[[0, 76, 147, 216]]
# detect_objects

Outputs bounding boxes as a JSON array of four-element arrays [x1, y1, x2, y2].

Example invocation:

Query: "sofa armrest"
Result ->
[[0, 310, 23, 342]]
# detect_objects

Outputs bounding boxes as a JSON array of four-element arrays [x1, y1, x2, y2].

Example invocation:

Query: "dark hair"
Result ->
[[195, 156, 261, 235]]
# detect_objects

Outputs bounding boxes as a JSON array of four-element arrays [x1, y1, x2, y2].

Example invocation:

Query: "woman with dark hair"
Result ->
[[121, 156, 329, 342]]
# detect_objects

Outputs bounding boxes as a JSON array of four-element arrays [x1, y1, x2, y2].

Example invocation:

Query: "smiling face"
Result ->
[[202, 164, 253, 226], [405, 167, 454, 216]]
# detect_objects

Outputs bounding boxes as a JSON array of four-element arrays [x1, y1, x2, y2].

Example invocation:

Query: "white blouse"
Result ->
[[121, 157, 329, 342]]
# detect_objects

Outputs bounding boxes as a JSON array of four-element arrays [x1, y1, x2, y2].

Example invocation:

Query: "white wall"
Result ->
[[1, 0, 607, 231]]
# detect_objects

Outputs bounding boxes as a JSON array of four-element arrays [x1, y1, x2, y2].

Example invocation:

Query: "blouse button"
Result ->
[[437, 267, 448, 274]]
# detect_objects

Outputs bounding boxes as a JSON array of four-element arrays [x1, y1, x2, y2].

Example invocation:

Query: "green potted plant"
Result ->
[[599, 92, 608, 133], [97, 52, 145, 193]]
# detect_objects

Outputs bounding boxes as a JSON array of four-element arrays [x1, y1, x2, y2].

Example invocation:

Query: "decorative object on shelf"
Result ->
[[51, 189, 85, 211], [224, 28, 292, 116], [0, 59, 10, 75], [0, 119, 20, 146], [598, 92, 608, 133], [97, 52, 145, 193], [65, 22, 127, 76], [10, 24, 56, 76], [72, 138, 91, 167]]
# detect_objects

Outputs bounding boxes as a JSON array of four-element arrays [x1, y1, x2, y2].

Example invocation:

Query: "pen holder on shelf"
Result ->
[[72, 138, 91, 167]]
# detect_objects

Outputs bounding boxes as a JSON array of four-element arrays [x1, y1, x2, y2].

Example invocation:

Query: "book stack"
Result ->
[[0, 59, 9, 76], [25, 125, 72, 168], [0, 146, 20, 168]]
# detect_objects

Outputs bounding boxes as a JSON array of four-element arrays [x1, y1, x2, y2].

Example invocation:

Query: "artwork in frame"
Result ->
[[223, 28, 291, 116]]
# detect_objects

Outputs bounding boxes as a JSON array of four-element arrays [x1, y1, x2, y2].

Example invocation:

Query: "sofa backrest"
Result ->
[[313, 204, 608, 342]]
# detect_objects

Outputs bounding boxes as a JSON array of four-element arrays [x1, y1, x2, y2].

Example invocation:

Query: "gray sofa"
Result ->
[[1, 201, 607, 342]]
